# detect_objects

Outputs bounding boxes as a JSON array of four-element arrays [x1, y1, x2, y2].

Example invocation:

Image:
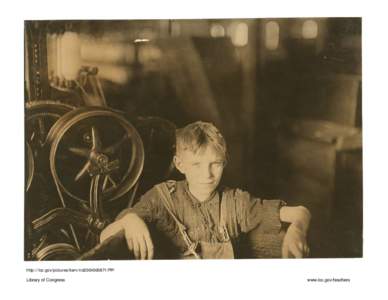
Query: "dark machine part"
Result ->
[[35, 243, 80, 261], [25, 21, 50, 101], [25, 101, 76, 259], [26, 142, 34, 192], [25, 142, 36, 260], [30, 206, 108, 257], [27, 107, 145, 259], [76, 66, 108, 107]]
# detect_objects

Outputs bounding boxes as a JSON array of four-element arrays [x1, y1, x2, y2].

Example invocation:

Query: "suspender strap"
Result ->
[[155, 183, 201, 259], [219, 192, 231, 241]]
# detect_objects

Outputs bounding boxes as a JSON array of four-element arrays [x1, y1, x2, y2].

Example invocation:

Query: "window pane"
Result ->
[[265, 21, 279, 50], [302, 20, 318, 39]]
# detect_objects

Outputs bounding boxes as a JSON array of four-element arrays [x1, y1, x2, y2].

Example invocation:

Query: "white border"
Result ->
[[1, 1, 387, 298]]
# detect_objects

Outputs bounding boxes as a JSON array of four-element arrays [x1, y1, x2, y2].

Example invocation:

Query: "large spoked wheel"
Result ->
[[26, 101, 75, 157], [47, 107, 145, 204]]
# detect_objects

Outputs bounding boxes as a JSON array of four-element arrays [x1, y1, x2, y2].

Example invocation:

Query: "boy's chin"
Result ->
[[193, 183, 218, 194]]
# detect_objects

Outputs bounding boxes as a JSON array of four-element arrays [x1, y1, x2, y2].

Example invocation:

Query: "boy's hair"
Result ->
[[175, 121, 227, 161]]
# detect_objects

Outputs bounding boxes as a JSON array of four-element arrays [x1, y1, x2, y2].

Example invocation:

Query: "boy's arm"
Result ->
[[100, 212, 154, 260], [236, 191, 285, 258], [100, 187, 161, 259], [279, 206, 311, 234], [279, 206, 311, 258], [116, 187, 162, 222], [236, 190, 311, 258], [235, 189, 284, 234]]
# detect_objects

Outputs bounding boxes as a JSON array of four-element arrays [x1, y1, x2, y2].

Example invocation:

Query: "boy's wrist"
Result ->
[[119, 211, 138, 223], [291, 219, 309, 235]]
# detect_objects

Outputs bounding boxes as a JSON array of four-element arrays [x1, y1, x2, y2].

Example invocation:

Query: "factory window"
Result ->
[[265, 21, 279, 50], [229, 22, 248, 47], [302, 20, 318, 39], [210, 24, 226, 38], [60, 31, 81, 80]]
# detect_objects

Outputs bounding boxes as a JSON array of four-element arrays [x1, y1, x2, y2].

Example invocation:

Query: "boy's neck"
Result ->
[[187, 184, 216, 202]]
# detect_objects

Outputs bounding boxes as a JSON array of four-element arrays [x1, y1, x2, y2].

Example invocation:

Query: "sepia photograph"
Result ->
[[24, 17, 362, 261], [4, 0, 388, 297]]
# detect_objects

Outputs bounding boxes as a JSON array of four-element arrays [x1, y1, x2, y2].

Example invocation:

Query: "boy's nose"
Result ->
[[201, 165, 213, 178]]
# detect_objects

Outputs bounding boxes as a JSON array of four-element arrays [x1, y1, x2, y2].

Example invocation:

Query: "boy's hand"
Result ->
[[282, 224, 309, 258], [100, 213, 154, 260], [279, 206, 311, 258]]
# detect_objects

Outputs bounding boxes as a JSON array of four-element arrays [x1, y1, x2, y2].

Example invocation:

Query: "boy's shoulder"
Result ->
[[149, 180, 252, 201], [220, 186, 251, 200], [151, 179, 182, 195]]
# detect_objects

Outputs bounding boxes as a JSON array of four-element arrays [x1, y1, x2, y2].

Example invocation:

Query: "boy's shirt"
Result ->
[[117, 180, 285, 257]]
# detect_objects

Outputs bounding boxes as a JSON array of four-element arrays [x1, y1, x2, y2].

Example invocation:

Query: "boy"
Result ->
[[101, 121, 311, 259]]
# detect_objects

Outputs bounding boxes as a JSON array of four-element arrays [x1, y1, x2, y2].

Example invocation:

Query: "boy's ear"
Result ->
[[173, 155, 185, 174]]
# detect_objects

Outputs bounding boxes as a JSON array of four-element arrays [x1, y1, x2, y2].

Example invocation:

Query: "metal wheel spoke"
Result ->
[[102, 174, 118, 192], [103, 134, 129, 155], [107, 175, 117, 188], [68, 147, 90, 157], [75, 160, 91, 182], [30, 131, 35, 142], [102, 175, 109, 191], [69, 225, 81, 252], [102, 174, 117, 192], [102, 175, 117, 191], [91, 126, 102, 151]]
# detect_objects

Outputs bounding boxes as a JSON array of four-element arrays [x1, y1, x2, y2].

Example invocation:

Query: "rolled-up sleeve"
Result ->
[[236, 189, 285, 234]]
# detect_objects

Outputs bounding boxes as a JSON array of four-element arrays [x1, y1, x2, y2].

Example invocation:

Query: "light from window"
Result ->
[[302, 20, 318, 39], [210, 24, 226, 37], [60, 31, 81, 80], [47, 33, 58, 80], [265, 21, 279, 50], [229, 22, 248, 47], [80, 40, 127, 63]]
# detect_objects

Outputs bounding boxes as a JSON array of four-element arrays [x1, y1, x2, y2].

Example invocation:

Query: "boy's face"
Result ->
[[174, 146, 225, 197]]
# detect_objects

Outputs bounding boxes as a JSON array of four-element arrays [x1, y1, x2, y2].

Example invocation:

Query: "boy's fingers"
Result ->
[[124, 230, 133, 249], [133, 239, 141, 259], [297, 241, 303, 251], [139, 236, 147, 260], [100, 223, 117, 242], [126, 237, 134, 252], [304, 245, 310, 257], [290, 243, 303, 258], [144, 235, 154, 260]]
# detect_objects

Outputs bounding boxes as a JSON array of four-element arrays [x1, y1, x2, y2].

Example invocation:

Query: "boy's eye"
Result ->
[[192, 162, 200, 167]]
